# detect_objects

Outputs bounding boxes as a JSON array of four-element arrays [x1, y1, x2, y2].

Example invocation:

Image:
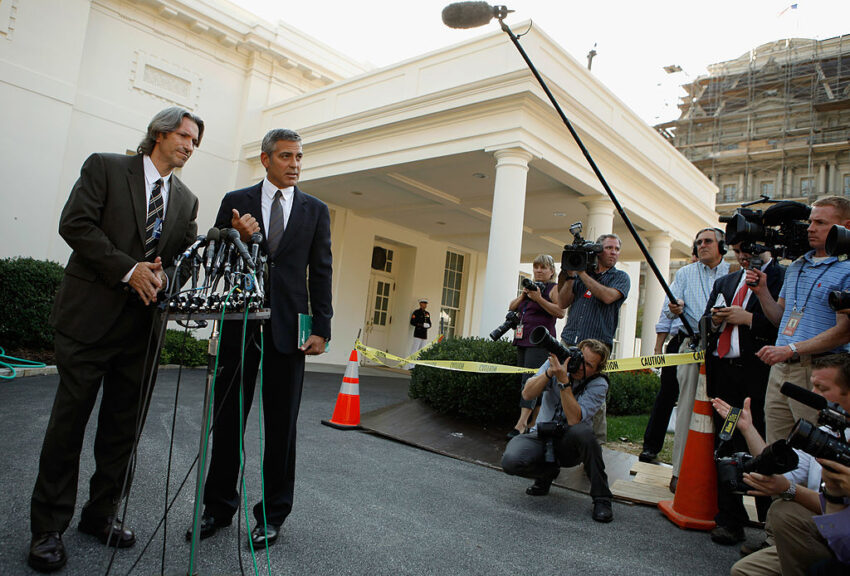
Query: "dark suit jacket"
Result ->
[[703, 259, 786, 358], [214, 182, 333, 354], [51, 153, 199, 344]]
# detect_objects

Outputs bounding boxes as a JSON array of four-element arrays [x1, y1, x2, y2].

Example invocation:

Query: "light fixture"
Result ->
[[472, 172, 486, 179]]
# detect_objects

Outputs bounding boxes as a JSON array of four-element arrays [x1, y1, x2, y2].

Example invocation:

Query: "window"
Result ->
[[844, 174, 850, 197], [760, 181, 775, 198], [800, 177, 815, 198], [517, 273, 530, 297], [722, 183, 737, 203], [371, 280, 391, 326], [440, 251, 465, 339]]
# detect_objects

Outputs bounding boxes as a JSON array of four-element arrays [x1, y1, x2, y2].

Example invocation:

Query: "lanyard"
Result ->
[[793, 259, 834, 312]]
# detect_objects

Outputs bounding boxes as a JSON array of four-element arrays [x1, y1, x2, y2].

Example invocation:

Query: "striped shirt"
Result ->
[[531, 359, 608, 427], [560, 266, 631, 347], [655, 307, 683, 334], [775, 251, 850, 350], [664, 259, 731, 333]]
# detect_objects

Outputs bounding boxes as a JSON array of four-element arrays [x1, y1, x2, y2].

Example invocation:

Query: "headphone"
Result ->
[[695, 227, 727, 255]]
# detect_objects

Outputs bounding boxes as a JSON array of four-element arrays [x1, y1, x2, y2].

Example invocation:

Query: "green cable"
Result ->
[[238, 299, 261, 576], [0, 346, 47, 380], [188, 286, 235, 576], [256, 305, 273, 575]]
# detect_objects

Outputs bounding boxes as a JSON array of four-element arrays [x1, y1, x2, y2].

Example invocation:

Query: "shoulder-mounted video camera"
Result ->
[[721, 197, 811, 261], [782, 382, 850, 467], [561, 221, 603, 272]]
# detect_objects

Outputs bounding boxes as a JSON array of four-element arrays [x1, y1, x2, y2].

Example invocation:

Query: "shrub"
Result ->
[[0, 258, 65, 349], [606, 369, 661, 415], [408, 337, 520, 425], [160, 329, 209, 367]]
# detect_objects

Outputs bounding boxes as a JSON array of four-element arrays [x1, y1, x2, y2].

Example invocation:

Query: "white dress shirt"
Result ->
[[261, 178, 294, 236]]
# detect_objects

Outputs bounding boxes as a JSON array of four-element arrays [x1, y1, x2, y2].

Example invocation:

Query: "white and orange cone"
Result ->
[[321, 349, 362, 430]]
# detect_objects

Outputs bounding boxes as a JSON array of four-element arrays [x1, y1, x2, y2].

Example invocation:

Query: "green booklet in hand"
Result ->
[[298, 313, 329, 351]]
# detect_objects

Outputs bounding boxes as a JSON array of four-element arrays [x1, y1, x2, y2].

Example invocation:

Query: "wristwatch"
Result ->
[[779, 482, 796, 501], [788, 342, 800, 361], [558, 380, 570, 391], [821, 481, 845, 504]]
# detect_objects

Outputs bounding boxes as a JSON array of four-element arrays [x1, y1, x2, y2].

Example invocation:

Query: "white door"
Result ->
[[363, 273, 394, 356]]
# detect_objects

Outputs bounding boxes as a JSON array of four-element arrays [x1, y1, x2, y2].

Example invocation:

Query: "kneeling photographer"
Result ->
[[712, 354, 850, 575], [500, 337, 613, 523]]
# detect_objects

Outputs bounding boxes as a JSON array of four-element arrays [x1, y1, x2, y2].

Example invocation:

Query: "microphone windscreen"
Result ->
[[441, 1, 494, 29], [762, 201, 811, 225], [780, 381, 827, 411], [251, 231, 264, 244], [206, 227, 221, 241], [225, 228, 240, 243]]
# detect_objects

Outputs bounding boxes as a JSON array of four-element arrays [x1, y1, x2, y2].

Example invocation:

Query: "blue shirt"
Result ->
[[664, 259, 731, 333], [776, 251, 850, 350], [560, 266, 631, 347], [655, 307, 683, 335], [530, 359, 608, 427]]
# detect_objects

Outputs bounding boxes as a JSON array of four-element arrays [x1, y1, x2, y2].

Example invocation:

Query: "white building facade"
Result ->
[[1, 0, 719, 366]]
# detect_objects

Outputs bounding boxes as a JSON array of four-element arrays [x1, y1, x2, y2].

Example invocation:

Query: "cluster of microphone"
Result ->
[[167, 227, 267, 314]]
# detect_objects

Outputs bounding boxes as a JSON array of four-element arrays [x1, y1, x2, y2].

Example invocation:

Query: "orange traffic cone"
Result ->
[[321, 349, 362, 430], [658, 362, 718, 530]]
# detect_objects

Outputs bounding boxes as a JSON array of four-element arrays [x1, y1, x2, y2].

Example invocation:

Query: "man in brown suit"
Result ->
[[28, 107, 203, 572]]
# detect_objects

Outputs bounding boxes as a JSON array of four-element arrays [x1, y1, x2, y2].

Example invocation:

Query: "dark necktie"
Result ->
[[717, 282, 748, 358], [144, 179, 164, 261], [267, 189, 284, 255]]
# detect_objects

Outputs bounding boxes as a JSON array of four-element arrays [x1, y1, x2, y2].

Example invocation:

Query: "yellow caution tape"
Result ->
[[354, 340, 704, 374], [404, 334, 445, 363]]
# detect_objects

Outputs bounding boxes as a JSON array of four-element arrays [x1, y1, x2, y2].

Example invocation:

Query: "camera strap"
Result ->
[[718, 406, 742, 444]]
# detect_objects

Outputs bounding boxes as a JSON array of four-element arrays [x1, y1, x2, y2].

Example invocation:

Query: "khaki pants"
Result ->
[[672, 338, 699, 477], [764, 361, 819, 444]]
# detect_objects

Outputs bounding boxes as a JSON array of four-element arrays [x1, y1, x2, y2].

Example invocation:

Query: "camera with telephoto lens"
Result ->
[[521, 277, 547, 292], [716, 439, 800, 494], [782, 382, 850, 467], [828, 290, 850, 312], [536, 421, 565, 465], [561, 222, 603, 272], [529, 326, 584, 374], [721, 199, 810, 261], [489, 310, 521, 341]]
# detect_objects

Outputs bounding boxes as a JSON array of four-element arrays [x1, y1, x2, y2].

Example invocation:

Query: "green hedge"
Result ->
[[160, 329, 209, 367], [409, 337, 519, 425], [0, 258, 65, 349], [606, 369, 661, 416]]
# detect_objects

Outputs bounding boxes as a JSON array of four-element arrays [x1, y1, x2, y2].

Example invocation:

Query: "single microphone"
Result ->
[[780, 381, 828, 411], [225, 228, 255, 271], [249, 231, 264, 269], [203, 227, 220, 280], [179, 234, 207, 259], [441, 2, 512, 29]]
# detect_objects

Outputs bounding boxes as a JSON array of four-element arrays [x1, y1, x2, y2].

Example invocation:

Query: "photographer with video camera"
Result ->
[[505, 254, 565, 438], [500, 338, 614, 523], [716, 354, 850, 575], [746, 197, 850, 445], [704, 243, 785, 545], [557, 230, 630, 443], [664, 227, 731, 492]]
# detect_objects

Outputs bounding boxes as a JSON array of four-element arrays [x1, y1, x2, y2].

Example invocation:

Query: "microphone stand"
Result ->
[[494, 15, 697, 346]]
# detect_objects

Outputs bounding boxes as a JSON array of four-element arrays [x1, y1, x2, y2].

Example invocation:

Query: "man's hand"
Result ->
[[548, 353, 569, 383], [819, 459, 850, 498], [300, 334, 326, 356], [745, 268, 767, 296], [711, 396, 753, 433], [231, 209, 260, 242], [756, 345, 794, 366], [742, 471, 791, 497], [668, 299, 684, 316], [712, 305, 752, 327], [128, 257, 164, 305]]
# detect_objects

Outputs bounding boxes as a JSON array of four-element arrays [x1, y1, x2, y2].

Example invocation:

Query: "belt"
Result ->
[[785, 352, 828, 366]]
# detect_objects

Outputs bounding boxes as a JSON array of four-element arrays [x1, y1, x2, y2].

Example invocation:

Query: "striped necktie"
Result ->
[[144, 179, 164, 261], [267, 189, 284, 255]]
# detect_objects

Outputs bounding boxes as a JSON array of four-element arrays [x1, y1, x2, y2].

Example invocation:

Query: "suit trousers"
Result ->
[[501, 421, 612, 500], [764, 361, 820, 444], [203, 320, 305, 527], [31, 306, 157, 534]]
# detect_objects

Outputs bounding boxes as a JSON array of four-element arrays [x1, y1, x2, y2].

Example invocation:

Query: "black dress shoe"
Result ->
[[711, 524, 746, 545], [28, 532, 67, 573], [592, 499, 613, 523], [525, 479, 551, 496], [78, 516, 136, 548], [638, 450, 657, 463], [185, 512, 232, 541], [250, 523, 281, 550]]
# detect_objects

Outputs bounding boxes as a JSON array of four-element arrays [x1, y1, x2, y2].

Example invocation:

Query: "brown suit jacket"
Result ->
[[51, 152, 199, 343]]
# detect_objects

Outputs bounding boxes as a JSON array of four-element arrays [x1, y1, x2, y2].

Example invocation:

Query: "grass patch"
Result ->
[[607, 414, 673, 464]]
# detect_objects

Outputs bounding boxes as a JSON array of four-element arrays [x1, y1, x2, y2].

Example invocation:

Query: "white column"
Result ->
[[478, 148, 533, 336], [828, 162, 837, 195], [777, 168, 784, 197], [616, 260, 641, 358], [640, 232, 672, 357], [819, 163, 828, 196], [786, 167, 795, 198], [583, 197, 615, 241]]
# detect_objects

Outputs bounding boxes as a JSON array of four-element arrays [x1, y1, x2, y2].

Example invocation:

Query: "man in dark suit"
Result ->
[[189, 128, 333, 549], [28, 107, 202, 572], [704, 242, 785, 546]]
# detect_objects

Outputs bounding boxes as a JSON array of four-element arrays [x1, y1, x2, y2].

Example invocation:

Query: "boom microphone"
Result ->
[[441, 2, 512, 29], [225, 228, 255, 271], [780, 381, 828, 411]]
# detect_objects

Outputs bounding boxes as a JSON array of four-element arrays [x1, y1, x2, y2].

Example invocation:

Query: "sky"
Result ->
[[230, 0, 850, 125]]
